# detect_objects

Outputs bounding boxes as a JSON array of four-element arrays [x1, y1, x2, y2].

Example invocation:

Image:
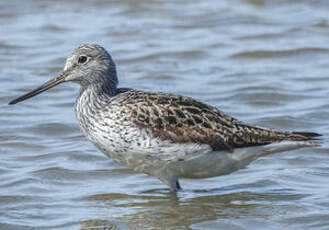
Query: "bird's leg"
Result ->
[[157, 173, 182, 192], [176, 180, 182, 190]]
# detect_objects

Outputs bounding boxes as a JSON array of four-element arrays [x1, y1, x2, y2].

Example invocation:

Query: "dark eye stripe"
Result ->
[[78, 56, 88, 64]]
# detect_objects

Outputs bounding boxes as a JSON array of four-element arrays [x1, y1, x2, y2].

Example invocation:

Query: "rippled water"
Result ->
[[1, 0, 329, 229]]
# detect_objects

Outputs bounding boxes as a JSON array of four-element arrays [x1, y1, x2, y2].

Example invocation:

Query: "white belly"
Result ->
[[85, 122, 213, 174]]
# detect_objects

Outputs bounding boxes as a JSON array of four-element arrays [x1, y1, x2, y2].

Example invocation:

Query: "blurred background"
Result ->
[[1, 0, 329, 229]]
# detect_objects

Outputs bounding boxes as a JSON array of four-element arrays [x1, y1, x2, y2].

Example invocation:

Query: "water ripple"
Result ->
[[0, 0, 329, 229]]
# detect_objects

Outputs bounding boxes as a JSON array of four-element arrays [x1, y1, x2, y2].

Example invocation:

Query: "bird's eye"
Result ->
[[78, 55, 88, 64]]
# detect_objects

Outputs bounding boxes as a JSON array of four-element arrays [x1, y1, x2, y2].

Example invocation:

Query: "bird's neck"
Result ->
[[76, 80, 117, 110], [89, 80, 117, 96], [78, 69, 118, 98]]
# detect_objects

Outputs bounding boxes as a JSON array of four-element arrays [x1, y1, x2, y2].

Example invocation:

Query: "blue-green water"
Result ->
[[1, 0, 329, 229]]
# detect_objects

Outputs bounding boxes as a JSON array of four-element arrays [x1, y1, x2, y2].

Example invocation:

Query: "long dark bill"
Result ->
[[8, 73, 66, 105]]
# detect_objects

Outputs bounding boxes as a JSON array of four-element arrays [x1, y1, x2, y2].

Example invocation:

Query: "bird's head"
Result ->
[[9, 44, 118, 105]]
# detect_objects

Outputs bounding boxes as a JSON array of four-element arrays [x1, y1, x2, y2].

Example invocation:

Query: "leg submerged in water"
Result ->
[[157, 171, 182, 192]]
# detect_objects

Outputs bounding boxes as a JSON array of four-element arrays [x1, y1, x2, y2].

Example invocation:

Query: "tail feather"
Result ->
[[232, 123, 322, 148], [291, 131, 322, 140]]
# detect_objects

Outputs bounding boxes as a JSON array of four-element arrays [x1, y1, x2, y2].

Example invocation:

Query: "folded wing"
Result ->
[[118, 90, 320, 152]]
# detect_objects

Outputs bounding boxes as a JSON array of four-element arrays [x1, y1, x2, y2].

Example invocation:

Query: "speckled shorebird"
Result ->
[[9, 44, 321, 191]]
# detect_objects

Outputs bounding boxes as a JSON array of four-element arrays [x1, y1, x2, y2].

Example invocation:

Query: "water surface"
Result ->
[[1, 0, 329, 229]]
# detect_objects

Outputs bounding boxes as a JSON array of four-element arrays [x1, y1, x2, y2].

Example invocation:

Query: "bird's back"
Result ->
[[111, 89, 319, 152]]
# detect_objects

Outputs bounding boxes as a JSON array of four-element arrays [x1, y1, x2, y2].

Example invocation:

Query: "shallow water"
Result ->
[[1, 0, 329, 229]]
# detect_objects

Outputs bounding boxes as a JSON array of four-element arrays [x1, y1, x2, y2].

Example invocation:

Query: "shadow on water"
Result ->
[[80, 219, 135, 230], [83, 187, 306, 230]]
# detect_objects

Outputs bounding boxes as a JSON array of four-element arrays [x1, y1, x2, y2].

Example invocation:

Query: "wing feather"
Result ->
[[117, 90, 319, 152]]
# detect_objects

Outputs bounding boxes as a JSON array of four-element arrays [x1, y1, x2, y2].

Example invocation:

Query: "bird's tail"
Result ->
[[233, 123, 322, 148], [291, 132, 322, 140]]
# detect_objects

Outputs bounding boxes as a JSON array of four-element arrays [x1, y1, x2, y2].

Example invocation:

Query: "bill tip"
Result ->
[[8, 99, 18, 105]]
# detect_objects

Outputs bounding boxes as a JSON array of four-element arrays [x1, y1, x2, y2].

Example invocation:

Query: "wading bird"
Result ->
[[9, 44, 321, 191]]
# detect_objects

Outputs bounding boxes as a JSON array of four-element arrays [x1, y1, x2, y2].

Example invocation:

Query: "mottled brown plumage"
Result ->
[[117, 90, 319, 152]]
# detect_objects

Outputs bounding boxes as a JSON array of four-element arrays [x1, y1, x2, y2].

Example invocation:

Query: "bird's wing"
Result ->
[[117, 90, 318, 152]]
